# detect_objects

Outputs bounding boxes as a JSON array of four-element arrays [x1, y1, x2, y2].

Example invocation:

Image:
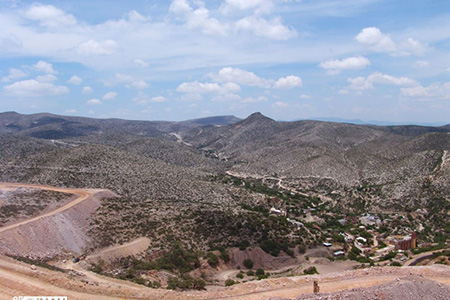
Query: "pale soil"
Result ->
[[0, 182, 116, 258], [84, 237, 151, 264], [1, 253, 449, 300], [0, 182, 449, 299]]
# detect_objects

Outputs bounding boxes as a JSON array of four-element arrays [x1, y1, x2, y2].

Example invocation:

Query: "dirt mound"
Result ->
[[231, 247, 298, 270], [0, 186, 116, 259], [280, 276, 450, 300]]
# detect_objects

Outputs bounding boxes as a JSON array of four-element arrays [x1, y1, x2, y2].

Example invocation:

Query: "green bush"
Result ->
[[225, 279, 236, 286], [207, 252, 219, 267], [236, 272, 244, 279], [303, 266, 318, 275], [255, 268, 265, 276], [243, 259, 254, 269], [246, 270, 254, 276]]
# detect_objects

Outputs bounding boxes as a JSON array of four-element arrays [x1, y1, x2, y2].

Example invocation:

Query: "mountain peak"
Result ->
[[243, 112, 275, 123]]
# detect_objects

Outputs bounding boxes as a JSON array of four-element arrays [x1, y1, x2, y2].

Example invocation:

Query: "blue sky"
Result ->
[[0, 0, 449, 124]]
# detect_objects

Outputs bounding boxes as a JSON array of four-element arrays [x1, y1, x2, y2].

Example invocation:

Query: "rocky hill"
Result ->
[[0, 111, 448, 256]]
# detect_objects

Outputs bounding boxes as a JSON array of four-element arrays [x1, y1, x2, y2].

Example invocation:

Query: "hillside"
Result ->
[[0, 111, 449, 291]]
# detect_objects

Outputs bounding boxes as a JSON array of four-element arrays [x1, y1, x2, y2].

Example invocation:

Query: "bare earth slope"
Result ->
[[0, 182, 116, 258]]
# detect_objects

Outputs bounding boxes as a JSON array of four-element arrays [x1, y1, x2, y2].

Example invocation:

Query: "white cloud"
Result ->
[[368, 72, 417, 86], [242, 96, 268, 103], [300, 94, 312, 99], [221, 0, 273, 14], [33, 60, 57, 74], [355, 27, 397, 52], [150, 96, 168, 102], [127, 10, 148, 23], [129, 80, 149, 89], [170, 0, 229, 36], [235, 15, 297, 40], [415, 60, 430, 68], [348, 72, 418, 91], [355, 27, 427, 56], [87, 98, 102, 105], [102, 91, 118, 100], [402, 38, 427, 56], [401, 82, 450, 99], [82, 86, 93, 94], [177, 81, 241, 94], [319, 56, 371, 75], [1, 68, 28, 82], [133, 59, 149, 68], [36, 74, 58, 82], [348, 76, 373, 90], [132, 91, 168, 105], [77, 39, 119, 55], [210, 67, 301, 89], [68, 75, 83, 85], [65, 109, 78, 114], [274, 101, 289, 107], [273, 75, 302, 89], [4, 79, 69, 97], [210, 67, 271, 88], [24, 3, 77, 27]]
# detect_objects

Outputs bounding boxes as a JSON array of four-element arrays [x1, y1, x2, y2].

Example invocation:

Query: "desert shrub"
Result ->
[[255, 268, 265, 276], [243, 259, 253, 269], [303, 266, 318, 275], [225, 279, 236, 286], [207, 252, 219, 267]]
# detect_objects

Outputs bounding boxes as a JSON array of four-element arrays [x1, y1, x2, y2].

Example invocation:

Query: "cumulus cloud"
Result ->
[[210, 67, 271, 88], [355, 27, 427, 56], [221, 0, 273, 14], [273, 75, 302, 89], [319, 56, 371, 75], [82, 86, 93, 94], [33, 60, 57, 74], [401, 82, 450, 99], [103, 91, 118, 100], [355, 27, 396, 52], [77, 39, 119, 55], [1, 68, 28, 82], [129, 80, 149, 89], [4, 79, 69, 97], [348, 72, 418, 91], [235, 15, 297, 40], [177, 81, 241, 94], [170, 0, 229, 36], [127, 10, 149, 23], [24, 3, 77, 27], [274, 101, 289, 107], [68, 75, 83, 85], [132, 91, 168, 105], [210, 67, 302, 89], [150, 96, 168, 102], [87, 98, 102, 105], [36, 74, 58, 82]]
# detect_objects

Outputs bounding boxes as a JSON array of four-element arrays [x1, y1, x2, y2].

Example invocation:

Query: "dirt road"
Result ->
[[0, 182, 98, 234]]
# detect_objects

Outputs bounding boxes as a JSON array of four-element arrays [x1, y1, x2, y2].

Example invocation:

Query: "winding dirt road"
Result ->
[[0, 182, 449, 300], [0, 182, 96, 234]]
